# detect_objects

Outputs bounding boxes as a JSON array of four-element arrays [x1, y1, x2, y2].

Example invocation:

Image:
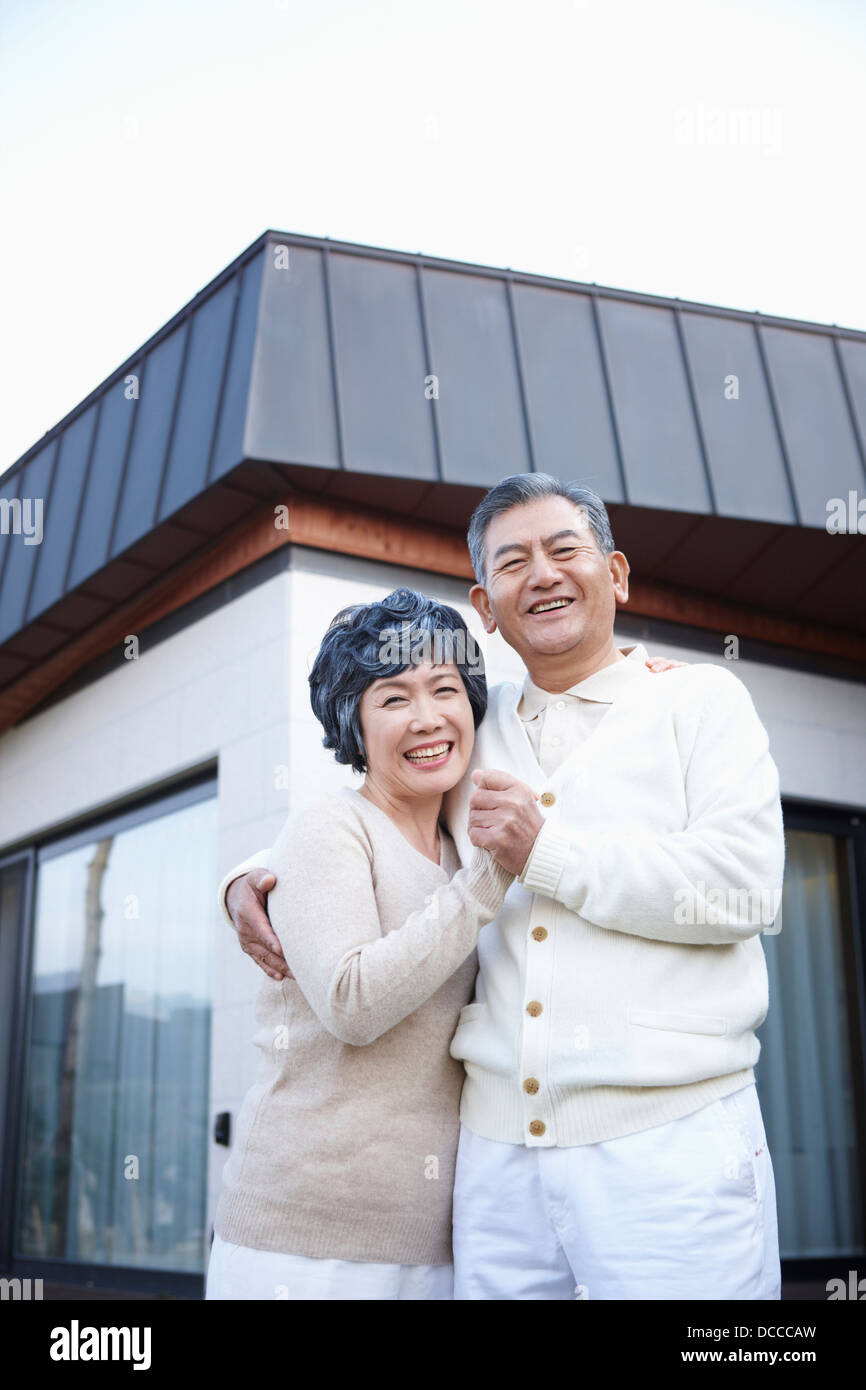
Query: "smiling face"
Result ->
[[357, 659, 476, 805], [469, 495, 630, 682]]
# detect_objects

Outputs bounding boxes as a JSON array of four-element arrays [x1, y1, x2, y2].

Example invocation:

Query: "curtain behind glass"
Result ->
[[758, 829, 864, 1258], [16, 795, 216, 1272]]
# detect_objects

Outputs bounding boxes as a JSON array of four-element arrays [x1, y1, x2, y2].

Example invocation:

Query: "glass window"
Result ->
[[758, 826, 865, 1258], [14, 790, 216, 1272]]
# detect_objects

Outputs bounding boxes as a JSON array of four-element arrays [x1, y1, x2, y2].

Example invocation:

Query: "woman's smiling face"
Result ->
[[358, 660, 475, 800]]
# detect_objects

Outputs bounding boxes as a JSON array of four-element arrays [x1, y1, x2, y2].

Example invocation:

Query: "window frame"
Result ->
[[0, 846, 35, 1276]]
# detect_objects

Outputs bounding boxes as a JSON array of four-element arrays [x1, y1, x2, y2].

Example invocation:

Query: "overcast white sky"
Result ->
[[1, 0, 864, 474]]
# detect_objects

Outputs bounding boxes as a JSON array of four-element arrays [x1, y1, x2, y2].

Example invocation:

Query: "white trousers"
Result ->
[[453, 1083, 781, 1300], [205, 1231, 453, 1300]]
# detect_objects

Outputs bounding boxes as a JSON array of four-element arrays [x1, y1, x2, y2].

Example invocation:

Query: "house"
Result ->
[[0, 229, 864, 1297]]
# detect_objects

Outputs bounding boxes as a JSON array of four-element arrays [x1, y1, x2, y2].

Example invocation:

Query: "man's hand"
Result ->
[[468, 769, 544, 877], [226, 869, 293, 981]]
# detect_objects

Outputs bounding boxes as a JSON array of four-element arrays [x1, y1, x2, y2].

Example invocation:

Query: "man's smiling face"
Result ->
[[469, 495, 629, 672]]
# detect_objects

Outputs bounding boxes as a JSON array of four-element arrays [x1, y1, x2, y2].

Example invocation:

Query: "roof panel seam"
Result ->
[[153, 316, 193, 527], [831, 336, 866, 488], [0, 465, 24, 597], [320, 244, 346, 470], [60, 394, 103, 595], [752, 320, 802, 527], [20, 437, 61, 626], [673, 306, 718, 513], [415, 261, 444, 481], [204, 275, 243, 487], [240, 244, 274, 467], [106, 356, 148, 559], [589, 292, 629, 504], [503, 273, 536, 473]]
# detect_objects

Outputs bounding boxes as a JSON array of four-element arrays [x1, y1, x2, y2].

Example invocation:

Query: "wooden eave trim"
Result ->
[[0, 494, 863, 734]]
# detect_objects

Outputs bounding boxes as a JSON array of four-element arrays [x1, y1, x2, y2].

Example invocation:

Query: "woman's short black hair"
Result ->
[[309, 587, 487, 774]]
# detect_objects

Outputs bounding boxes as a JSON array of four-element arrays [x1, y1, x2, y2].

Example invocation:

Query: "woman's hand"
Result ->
[[645, 656, 686, 673]]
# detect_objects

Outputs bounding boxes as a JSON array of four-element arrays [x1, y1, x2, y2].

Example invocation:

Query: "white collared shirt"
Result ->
[[517, 645, 647, 778]]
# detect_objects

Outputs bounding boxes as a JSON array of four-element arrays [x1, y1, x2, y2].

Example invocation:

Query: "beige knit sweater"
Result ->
[[214, 786, 514, 1266]]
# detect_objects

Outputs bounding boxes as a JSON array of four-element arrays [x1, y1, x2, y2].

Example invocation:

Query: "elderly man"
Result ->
[[220, 473, 784, 1301]]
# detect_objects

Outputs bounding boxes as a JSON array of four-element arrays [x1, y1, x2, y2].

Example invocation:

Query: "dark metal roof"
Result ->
[[1, 229, 865, 693]]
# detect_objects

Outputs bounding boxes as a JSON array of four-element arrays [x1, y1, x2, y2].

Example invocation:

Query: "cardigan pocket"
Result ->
[[627, 1006, 728, 1036], [450, 1000, 483, 1061]]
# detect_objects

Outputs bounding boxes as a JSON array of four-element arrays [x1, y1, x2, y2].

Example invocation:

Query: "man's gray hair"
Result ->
[[466, 474, 615, 586]]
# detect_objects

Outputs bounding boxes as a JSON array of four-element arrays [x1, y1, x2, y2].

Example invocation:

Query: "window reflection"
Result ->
[[16, 794, 216, 1271]]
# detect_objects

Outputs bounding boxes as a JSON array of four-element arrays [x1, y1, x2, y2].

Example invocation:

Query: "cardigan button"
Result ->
[[529, 1120, 546, 1137], [524, 1077, 540, 1094], [531, 926, 548, 941], [540, 792, 556, 807], [526, 1000, 543, 1017]]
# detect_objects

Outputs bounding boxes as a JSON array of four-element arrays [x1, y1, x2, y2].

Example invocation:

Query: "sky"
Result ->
[[1, 0, 865, 473]]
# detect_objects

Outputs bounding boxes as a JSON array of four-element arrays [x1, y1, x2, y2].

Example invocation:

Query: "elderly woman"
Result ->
[[206, 588, 515, 1301]]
